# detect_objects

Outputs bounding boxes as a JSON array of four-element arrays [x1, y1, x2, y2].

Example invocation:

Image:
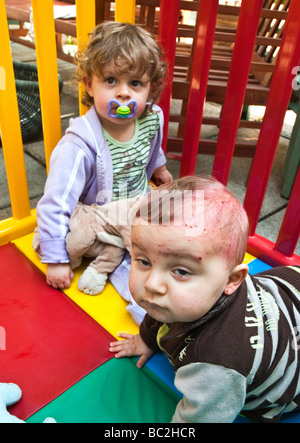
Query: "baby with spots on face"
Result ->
[[110, 175, 300, 423]]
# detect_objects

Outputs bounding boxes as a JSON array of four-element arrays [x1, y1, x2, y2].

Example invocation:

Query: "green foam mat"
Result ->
[[27, 357, 178, 423]]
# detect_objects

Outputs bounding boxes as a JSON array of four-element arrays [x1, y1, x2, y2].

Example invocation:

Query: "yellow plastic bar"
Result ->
[[115, 0, 136, 24], [0, 211, 37, 247], [76, 0, 96, 116], [0, 0, 31, 222], [31, 0, 62, 172], [14, 232, 139, 339]]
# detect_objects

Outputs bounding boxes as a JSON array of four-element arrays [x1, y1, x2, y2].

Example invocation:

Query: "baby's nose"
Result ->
[[116, 82, 131, 100], [144, 270, 167, 296]]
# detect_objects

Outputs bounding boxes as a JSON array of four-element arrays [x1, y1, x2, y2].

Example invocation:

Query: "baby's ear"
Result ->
[[149, 82, 157, 94], [83, 76, 93, 96], [148, 82, 159, 102], [224, 264, 249, 296]]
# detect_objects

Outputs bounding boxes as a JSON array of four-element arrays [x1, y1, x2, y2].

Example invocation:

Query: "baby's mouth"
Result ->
[[142, 300, 163, 311], [108, 100, 137, 118]]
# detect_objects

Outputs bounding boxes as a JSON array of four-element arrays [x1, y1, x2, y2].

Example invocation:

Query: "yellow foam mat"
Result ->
[[244, 252, 257, 265], [13, 233, 139, 339]]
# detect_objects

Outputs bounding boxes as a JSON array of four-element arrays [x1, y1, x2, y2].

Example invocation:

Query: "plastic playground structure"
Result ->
[[0, 0, 299, 423]]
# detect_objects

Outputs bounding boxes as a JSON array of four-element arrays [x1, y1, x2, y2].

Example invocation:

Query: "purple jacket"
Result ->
[[36, 105, 166, 264]]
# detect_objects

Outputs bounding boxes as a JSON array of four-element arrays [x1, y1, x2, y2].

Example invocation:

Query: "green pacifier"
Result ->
[[117, 105, 131, 118], [108, 100, 138, 119]]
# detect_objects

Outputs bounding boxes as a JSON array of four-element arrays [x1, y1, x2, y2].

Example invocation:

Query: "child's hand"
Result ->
[[46, 263, 74, 290], [152, 165, 173, 186], [109, 333, 155, 368]]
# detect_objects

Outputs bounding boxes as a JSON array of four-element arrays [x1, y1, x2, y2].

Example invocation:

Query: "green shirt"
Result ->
[[103, 112, 159, 201]]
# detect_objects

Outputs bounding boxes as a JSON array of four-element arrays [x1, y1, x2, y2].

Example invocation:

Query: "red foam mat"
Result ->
[[0, 243, 114, 420]]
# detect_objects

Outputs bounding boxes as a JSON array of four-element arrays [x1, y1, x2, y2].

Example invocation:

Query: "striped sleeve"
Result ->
[[243, 267, 300, 422]]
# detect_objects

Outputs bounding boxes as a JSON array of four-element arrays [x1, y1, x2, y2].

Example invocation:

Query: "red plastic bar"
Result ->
[[179, 0, 219, 177], [247, 233, 300, 267], [275, 167, 300, 257], [244, 0, 300, 237], [212, 0, 264, 185], [158, 0, 181, 153]]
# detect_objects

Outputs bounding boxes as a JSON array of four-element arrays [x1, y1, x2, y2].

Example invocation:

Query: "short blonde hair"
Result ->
[[137, 176, 249, 270], [76, 22, 166, 111]]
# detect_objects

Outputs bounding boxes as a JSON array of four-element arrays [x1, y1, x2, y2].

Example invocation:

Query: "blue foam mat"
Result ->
[[248, 258, 273, 274]]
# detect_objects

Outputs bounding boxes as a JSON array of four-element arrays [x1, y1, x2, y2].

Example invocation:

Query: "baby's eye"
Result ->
[[106, 77, 117, 85], [131, 80, 142, 88], [136, 258, 151, 268], [173, 268, 191, 278]]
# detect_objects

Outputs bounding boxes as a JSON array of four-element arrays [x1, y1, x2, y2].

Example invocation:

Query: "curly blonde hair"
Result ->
[[76, 22, 167, 112]]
